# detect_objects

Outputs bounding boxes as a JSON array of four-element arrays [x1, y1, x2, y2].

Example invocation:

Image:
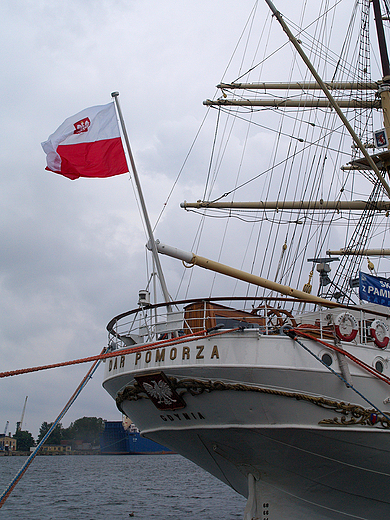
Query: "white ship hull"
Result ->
[[103, 327, 390, 519], [102, 5, 390, 517]]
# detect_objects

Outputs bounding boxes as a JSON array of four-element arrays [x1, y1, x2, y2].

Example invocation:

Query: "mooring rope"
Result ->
[[0, 330, 209, 379], [0, 347, 107, 509], [0, 326, 239, 505], [0, 327, 244, 379], [2, 324, 388, 506]]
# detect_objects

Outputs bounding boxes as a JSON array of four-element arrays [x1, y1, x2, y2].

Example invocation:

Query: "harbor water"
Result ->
[[0, 454, 246, 520]]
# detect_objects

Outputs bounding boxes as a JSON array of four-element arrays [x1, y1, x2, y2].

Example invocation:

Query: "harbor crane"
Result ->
[[16, 396, 28, 432]]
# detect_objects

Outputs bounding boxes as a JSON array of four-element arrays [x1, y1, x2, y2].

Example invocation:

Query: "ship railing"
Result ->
[[107, 297, 269, 348], [106, 297, 390, 349]]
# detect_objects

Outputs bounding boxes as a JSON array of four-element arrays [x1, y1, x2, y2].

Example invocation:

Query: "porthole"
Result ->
[[321, 353, 333, 366], [375, 359, 384, 373]]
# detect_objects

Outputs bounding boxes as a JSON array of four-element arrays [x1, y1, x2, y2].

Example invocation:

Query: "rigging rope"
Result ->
[[286, 328, 390, 421], [0, 328, 251, 379], [0, 347, 107, 509], [323, 181, 383, 302], [2, 321, 389, 507], [292, 327, 390, 385]]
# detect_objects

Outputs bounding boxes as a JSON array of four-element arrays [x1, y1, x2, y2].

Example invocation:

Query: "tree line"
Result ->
[[12, 417, 105, 452]]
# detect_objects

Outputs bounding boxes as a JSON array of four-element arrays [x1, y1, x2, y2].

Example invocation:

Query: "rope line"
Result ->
[[287, 329, 390, 422], [0, 347, 107, 509], [2, 323, 388, 506], [0, 328, 246, 379], [0, 328, 239, 502], [293, 328, 390, 386]]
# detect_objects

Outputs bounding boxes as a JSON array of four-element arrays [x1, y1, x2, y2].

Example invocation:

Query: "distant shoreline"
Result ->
[[0, 450, 101, 457]]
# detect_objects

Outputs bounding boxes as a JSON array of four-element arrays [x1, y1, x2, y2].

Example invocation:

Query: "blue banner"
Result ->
[[359, 272, 390, 307]]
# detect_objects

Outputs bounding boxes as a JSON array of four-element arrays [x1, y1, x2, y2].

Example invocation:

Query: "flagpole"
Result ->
[[111, 92, 172, 308]]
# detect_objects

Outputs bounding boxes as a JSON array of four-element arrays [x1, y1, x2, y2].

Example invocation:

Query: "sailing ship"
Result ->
[[103, 1, 390, 518]]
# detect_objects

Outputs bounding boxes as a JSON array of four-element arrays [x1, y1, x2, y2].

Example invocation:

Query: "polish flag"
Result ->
[[41, 103, 128, 180]]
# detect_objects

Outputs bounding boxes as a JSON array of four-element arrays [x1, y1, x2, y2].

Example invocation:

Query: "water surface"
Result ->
[[0, 454, 246, 520]]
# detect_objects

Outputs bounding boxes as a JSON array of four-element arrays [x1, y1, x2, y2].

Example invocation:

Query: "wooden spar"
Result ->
[[327, 248, 390, 256], [203, 99, 380, 108], [217, 82, 379, 90], [181, 200, 390, 211], [207, 79, 380, 107], [149, 240, 339, 308]]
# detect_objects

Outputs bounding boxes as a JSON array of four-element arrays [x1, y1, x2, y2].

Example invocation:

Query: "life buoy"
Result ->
[[334, 312, 358, 342], [370, 320, 390, 349]]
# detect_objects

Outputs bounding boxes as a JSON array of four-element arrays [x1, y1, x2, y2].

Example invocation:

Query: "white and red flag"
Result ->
[[41, 102, 128, 180]]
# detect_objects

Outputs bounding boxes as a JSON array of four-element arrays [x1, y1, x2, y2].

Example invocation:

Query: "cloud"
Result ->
[[2, 0, 272, 441], [3, 0, 364, 441]]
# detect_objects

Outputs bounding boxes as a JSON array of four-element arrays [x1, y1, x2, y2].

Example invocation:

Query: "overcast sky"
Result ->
[[1, 0, 286, 439], [1, 0, 376, 442]]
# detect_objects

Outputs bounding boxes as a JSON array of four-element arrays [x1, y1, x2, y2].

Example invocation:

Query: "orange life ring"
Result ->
[[370, 320, 390, 349], [334, 312, 358, 342]]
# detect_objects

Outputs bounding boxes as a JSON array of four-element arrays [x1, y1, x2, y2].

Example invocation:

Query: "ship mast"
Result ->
[[264, 0, 390, 197], [373, 0, 390, 77], [161, 1, 390, 307], [373, 0, 390, 145], [196, 0, 390, 211]]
